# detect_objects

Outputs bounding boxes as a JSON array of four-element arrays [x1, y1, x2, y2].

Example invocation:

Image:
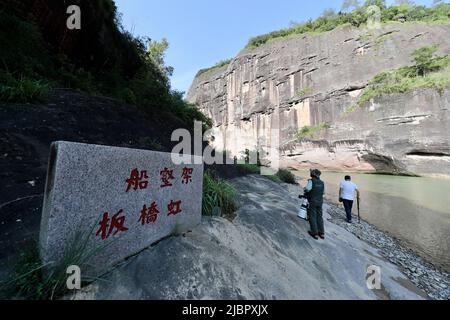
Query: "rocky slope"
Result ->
[[187, 23, 450, 176], [68, 175, 429, 300]]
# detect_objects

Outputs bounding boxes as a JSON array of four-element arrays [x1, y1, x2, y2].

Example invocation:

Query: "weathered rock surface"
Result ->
[[69, 175, 428, 300], [40, 142, 203, 276], [187, 23, 450, 176]]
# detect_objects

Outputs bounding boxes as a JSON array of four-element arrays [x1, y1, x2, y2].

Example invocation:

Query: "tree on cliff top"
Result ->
[[146, 38, 174, 83]]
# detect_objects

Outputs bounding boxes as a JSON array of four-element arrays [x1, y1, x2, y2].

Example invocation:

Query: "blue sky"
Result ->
[[115, 0, 436, 93]]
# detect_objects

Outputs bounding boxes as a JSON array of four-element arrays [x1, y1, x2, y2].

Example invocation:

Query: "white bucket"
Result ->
[[298, 199, 309, 220]]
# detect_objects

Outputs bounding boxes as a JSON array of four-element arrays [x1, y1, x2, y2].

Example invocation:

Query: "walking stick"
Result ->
[[357, 196, 361, 223]]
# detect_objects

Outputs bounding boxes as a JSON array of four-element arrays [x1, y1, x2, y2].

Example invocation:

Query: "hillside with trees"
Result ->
[[0, 0, 210, 128]]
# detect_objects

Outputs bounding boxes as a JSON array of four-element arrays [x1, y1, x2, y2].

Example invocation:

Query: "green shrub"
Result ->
[[0, 12, 52, 77], [202, 171, 237, 217], [0, 73, 50, 102], [173, 104, 213, 131], [412, 45, 439, 76], [1, 226, 111, 300], [276, 169, 297, 184], [197, 59, 232, 77], [117, 87, 137, 105], [297, 86, 313, 97], [347, 51, 450, 113], [266, 174, 282, 183], [0, 243, 44, 299], [297, 123, 330, 140], [139, 137, 164, 151]]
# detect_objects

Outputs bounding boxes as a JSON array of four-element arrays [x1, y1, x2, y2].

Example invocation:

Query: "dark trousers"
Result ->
[[343, 199, 354, 221], [308, 204, 324, 235]]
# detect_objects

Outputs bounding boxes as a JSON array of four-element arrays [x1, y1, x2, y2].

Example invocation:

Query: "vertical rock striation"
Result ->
[[187, 23, 450, 176]]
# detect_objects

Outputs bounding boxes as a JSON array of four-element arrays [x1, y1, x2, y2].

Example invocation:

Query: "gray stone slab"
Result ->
[[40, 141, 203, 276]]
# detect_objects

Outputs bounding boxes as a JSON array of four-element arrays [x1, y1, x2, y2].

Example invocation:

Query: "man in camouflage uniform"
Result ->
[[304, 169, 325, 240]]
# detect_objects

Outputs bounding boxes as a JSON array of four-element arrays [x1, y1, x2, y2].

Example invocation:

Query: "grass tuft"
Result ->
[[297, 123, 330, 140], [0, 73, 50, 102], [0, 223, 113, 300], [202, 171, 237, 218], [236, 163, 261, 174], [275, 169, 297, 184], [196, 59, 233, 77]]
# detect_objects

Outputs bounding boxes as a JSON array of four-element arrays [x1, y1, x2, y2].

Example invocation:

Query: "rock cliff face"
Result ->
[[187, 23, 450, 176]]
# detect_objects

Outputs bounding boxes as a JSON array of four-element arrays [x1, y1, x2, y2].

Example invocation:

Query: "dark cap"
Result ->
[[310, 169, 322, 178]]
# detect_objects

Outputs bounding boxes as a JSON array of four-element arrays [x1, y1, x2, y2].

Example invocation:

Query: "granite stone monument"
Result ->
[[40, 141, 203, 275]]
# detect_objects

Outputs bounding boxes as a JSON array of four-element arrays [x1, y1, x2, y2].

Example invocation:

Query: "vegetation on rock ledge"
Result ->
[[202, 171, 237, 218], [297, 123, 331, 140], [245, 1, 450, 49], [196, 59, 233, 77], [347, 46, 450, 113]]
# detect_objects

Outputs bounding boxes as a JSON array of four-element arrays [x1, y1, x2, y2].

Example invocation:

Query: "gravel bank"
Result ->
[[326, 203, 450, 300]]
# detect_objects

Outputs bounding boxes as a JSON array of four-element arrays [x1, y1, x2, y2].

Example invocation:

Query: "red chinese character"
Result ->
[[96, 210, 129, 240], [139, 201, 159, 225], [167, 200, 182, 216], [126, 169, 149, 192], [181, 167, 194, 184], [160, 167, 175, 188]]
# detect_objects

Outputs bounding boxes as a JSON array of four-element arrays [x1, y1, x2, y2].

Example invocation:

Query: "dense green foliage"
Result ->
[[348, 49, 450, 112], [0, 73, 50, 102], [412, 45, 440, 76], [236, 163, 261, 174], [202, 171, 237, 218], [235, 164, 297, 184], [276, 169, 297, 184], [246, 2, 450, 48], [0, 1, 210, 129], [196, 59, 233, 77]]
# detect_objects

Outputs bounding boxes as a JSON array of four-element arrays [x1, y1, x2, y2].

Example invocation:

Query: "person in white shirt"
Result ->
[[339, 175, 360, 223]]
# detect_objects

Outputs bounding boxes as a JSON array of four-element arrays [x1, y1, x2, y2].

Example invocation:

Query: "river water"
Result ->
[[293, 170, 450, 272]]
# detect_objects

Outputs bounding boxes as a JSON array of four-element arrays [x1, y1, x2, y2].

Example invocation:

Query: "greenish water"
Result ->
[[294, 170, 450, 272]]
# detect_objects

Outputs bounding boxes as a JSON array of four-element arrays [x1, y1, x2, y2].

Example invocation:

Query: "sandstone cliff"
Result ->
[[187, 23, 450, 176]]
